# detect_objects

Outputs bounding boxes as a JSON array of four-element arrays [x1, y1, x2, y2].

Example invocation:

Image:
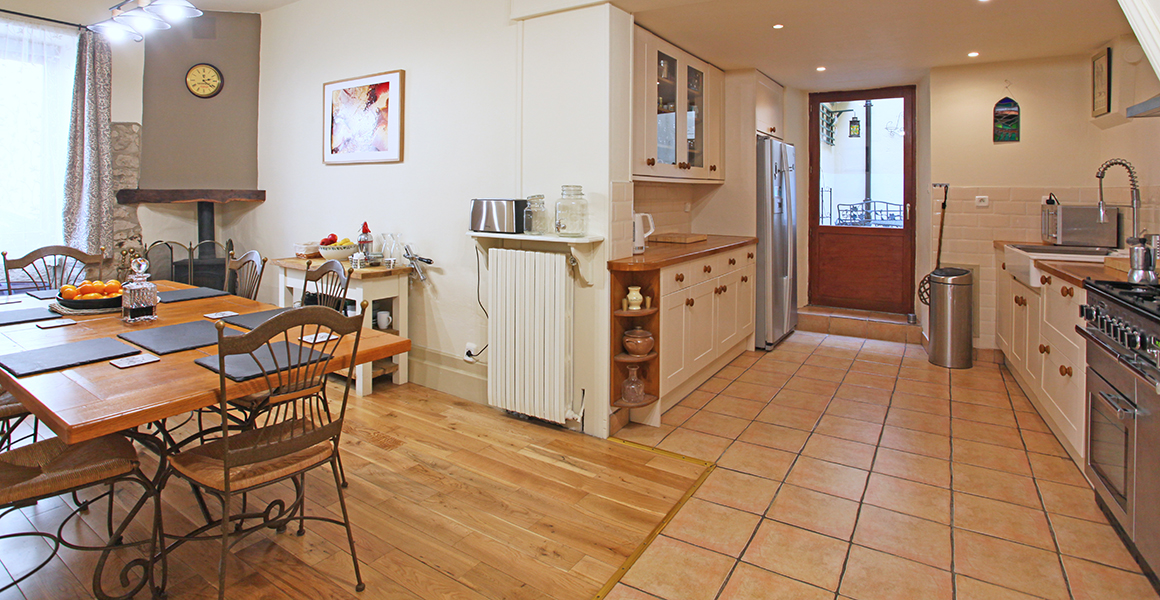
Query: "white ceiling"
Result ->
[[626, 0, 1135, 91]]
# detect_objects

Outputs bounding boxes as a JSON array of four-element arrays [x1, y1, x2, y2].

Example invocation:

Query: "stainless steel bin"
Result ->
[[928, 267, 972, 369]]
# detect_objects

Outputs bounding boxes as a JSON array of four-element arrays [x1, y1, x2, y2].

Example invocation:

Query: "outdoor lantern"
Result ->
[[849, 116, 861, 138]]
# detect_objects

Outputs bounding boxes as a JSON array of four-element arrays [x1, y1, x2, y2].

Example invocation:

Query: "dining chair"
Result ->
[[301, 259, 352, 313], [0, 391, 37, 451], [2, 245, 104, 294], [226, 250, 267, 300], [162, 304, 368, 598], [0, 433, 159, 597]]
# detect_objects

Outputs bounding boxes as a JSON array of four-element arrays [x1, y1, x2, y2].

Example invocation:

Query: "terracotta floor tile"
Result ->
[[822, 334, 865, 349], [894, 378, 950, 399], [950, 387, 1011, 409], [951, 372, 1009, 393], [750, 357, 800, 375], [857, 350, 904, 365], [615, 423, 676, 447], [951, 419, 1024, 449], [834, 383, 893, 406], [736, 369, 791, 388], [755, 403, 822, 431], [1037, 480, 1107, 523], [951, 403, 1018, 427], [864, 473, 951, 524], [814, 346, 859, 362], [716, 365, 747, 380], [842, 371, 896, 391], [952, 439, 1032, 476], [886, 407, 951, 436], [1014, 410, 1051, 433], [890, 392, 951, 416], [1062, 555, 1160, 600], [682, 411, 750, 440], [862, 339, 907, 355], [1050, 513, 1140, 572], [879, 425, 951, 460], [605, 584, 664, 600], [770, 388, 833, 413], [695, 467, 781, 514], [656, 428, 733, 462], [766, 484, 860, 541], [785, 456, 868, 501], [721, 381, 779, 403], [802, 434, 876, 471], [731, 353, 761, 369], [739, 421, 811, 453], [953, 530, 1069, 600], [839, 545, 953, 600], [681, 389, 717, 409], [661, 405, 697, 427], [796, 364, 847, 383], [718, 441, 796, 481], [952, 463, 1041, 508], [872, 447, 951, 488], [852, 504, 952, 569], [718, 562, 833, 600], [696, 376, 733, 394], [953, 492, 1055, 550], [742, 519, 849, 591], [850, 359, 899, 378], [825, 398, 888, 424], [814, 414, 882, 445], [1010, 394, 1040, 414], [1028, 452, 1088, 487], [1022, 430, 1070, 458], [901, 356, 941, 370], [664, 498, 762, 558], [955, 575, 1042, 600], [804, 354, 851, 371], [769, 349, 810, 365], [785, 376, 840, 397], [898, 366, 950, 385], [703, 395, 766, 421], [620, 535, 736, 600]]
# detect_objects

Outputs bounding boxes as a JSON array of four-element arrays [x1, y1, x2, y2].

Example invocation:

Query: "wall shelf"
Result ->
[[614, 352, 657, 363], [613, 308, 659, 318], [468, 231, 604, 287], [612, 394, 658, 409]]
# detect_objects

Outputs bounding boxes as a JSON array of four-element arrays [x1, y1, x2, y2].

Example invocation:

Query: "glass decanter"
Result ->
[[122, 257, 158, 323], [621, 365, 646, 406], [555, 185, 588, 238], [523, 194, 550, 236]]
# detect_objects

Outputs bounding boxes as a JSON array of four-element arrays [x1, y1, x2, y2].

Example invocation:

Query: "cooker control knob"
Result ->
[[1126, 330, 1141, 350]]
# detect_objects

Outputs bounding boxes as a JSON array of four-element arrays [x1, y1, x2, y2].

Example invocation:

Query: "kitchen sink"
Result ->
[[1004, 244, 1117, 288]]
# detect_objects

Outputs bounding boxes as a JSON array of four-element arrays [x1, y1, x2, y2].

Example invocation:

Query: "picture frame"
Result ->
[[323, 70, 405, 164], [1092, 48, 1111, 117]]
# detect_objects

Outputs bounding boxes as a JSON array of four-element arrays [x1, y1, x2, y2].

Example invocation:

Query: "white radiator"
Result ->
[[487, 248, 574, 424]]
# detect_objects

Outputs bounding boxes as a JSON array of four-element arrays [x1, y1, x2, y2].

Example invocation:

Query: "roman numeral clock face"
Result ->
[[185, 63, 223, 98]]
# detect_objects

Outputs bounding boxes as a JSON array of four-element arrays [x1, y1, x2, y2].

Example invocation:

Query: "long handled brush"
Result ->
[[918, 183, 950, 305]]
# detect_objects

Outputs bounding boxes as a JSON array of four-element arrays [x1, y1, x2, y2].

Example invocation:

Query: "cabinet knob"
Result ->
[[748, 252, 755, 259], [1002, 262, 1006, 270], [741, 275, 749, 283], [729, 258, 737, 265], [721, 284, 728, 293], [1040, 275, 1052, 285], [714, 287, 721, 295], [686, 297, 695, 307], [769, 127, 776, 133], [1060, 365, 1073, 377], [704, 265, 712, 273], [710, 165, 717, 172], [1014, 295, 1020, 306], [1039, 344, 1050, 355], [646, 157, 656, 166], [1062, 286, 1074, 297], [676, 273, 685, 282]]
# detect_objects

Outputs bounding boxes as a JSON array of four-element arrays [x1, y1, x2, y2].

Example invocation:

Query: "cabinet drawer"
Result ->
[[743, 245, 757, 266], [720, 249, 747, 274], [660, 255, 720, 297], [1040, 341, 1085, 457], [1042, 279, 1084, 358]]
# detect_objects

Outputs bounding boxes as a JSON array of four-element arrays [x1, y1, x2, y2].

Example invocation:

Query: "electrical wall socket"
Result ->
[[684, 202, 691, 213], [975, 195, 989, 208]]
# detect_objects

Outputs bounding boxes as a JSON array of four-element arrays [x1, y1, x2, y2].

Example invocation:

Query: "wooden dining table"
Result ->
[[0, 281, 411, 445]]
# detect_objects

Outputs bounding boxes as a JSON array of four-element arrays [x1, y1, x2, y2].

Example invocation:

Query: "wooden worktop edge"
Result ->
[[608, 235, 757, 271]]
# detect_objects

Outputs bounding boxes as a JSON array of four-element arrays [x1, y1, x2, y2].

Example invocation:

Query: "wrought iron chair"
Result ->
[[226, 250, 267, 300], [160, 305, 368, 598], [2, 245, 104, 294], [301, 259, 352, 312], [143, 240, 234, 290], [0, 433, 159, 598]]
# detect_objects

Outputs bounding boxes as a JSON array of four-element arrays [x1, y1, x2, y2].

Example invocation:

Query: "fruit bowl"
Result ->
[[57, 294, 122, 310], [318, 244, 358, 261]]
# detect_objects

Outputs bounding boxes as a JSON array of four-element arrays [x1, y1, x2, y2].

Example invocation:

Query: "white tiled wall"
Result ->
[[632, 183, 698, 234], [609, 181, 634, 260]]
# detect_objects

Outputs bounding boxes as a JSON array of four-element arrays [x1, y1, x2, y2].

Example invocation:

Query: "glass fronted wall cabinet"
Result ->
[[633, 26, 724, 182]]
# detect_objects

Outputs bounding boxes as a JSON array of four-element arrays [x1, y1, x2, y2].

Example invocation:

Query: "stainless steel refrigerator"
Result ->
[[756, 136, 797, 350]]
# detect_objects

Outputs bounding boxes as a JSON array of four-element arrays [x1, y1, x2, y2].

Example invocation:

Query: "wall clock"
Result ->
[[185, 63, 223, 99]]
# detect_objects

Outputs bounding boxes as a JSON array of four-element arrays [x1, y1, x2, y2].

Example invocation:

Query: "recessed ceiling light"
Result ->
[[968, 52, 980, 57], [816, 67, 826, 72], [773, 24, 784, 29]]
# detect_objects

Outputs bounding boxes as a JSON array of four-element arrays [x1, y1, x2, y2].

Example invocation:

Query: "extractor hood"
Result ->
[[1127, 94, 1160, 117]]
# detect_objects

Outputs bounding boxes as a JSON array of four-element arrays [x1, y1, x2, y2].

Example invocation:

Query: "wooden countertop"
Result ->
[[271, 257, 412, 280], [992, 240, 1048, 250], [608, 235, 757, 271], [1035, 260, 1129, 287]]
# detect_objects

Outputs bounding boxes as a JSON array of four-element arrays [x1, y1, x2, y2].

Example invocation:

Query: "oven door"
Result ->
[[1086, 357, 1136, 530]]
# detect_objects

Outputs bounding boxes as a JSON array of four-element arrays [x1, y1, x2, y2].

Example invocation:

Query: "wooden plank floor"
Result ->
[[0, 383, 706, 600]]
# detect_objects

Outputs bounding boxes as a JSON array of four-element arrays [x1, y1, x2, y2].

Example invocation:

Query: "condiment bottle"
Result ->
[[357, 222, 374, 255]]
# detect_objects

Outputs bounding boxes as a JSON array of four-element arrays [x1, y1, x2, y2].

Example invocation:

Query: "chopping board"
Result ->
[[652, 233, 708, 244], [1105, 255, 1130, 274]]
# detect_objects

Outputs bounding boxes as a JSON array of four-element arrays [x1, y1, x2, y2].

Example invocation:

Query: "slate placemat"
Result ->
[[195, 341, 331, 383], [0, 308, 62, 327], [26, 290, 58, 301], [0, 338, 140, 377], [158, 287, 229, 303], [117, 320, 238, 355], [220, 308, 293, 331]]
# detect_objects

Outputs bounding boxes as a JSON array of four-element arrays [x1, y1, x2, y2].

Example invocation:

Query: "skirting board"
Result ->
[[408, 345, 487, 405]]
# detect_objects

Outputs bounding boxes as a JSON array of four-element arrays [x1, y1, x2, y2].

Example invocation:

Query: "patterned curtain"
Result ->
[[62, 30, 112, 255]]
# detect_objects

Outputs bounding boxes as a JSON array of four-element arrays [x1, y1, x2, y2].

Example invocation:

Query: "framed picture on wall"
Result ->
[[323, 70, 405, 164], [1092, 48, 1111, 117]]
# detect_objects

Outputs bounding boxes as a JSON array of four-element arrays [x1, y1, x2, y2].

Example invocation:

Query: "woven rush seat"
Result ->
[[171, 430, 332, 492], [0, 435, 138, 506], [0, 392, 28, 420]]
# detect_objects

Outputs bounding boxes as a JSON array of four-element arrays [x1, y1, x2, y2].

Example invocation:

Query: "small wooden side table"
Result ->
[[271, 257, 410, 396]]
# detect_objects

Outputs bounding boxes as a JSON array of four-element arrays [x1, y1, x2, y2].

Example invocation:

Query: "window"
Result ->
[[0, 17, 78, 259]]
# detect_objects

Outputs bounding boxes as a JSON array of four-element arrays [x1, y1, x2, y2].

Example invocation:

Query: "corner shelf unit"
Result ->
[[609, 269, 662, 413]]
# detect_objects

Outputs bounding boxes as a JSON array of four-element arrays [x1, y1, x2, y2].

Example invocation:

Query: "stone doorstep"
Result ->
[[797, 306, 922, 345]]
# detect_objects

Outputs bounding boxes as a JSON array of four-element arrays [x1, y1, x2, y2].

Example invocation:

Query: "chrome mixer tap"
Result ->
[[1097, 158, 1156, 284]]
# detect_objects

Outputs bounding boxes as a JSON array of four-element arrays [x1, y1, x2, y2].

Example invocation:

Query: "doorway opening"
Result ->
[[808, 86, 916, 316]]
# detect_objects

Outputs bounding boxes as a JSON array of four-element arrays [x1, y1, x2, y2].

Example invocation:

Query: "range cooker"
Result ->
[[1078, 279, 1160, 580]]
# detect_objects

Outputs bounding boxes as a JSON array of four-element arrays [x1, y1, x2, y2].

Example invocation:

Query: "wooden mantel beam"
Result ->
[[116, 189, 266, 205]]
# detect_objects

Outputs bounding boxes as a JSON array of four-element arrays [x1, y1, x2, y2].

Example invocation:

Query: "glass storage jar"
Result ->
[[523, 194, 550, 236], [554, 185, 587, 238], [122, 258, 158, 323], [621, 365, 646, 405]]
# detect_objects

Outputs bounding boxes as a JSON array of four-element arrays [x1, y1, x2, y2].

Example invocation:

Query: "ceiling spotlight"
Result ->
[[816, 67, 827, 72], [968, 52, 980, 57], [773, 24, 784, 29], [143, 0, 203, 21], [113, 7, 171, 31], [89, 18, 144, 42]]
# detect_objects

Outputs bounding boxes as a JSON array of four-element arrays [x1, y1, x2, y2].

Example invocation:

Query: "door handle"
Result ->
[[905, 204, 910, 221], [1097, 391, 1137, 420]]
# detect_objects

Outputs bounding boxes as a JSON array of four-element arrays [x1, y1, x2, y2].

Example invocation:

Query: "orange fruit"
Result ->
[[90, 281, 105, 294], [107, 291, 122, 298], [60, 287, 79, 300], [80, 293, 103, 300], [80, 280, 91, 286], [77, 283, 96, 295], [104, 280, 122, 294]]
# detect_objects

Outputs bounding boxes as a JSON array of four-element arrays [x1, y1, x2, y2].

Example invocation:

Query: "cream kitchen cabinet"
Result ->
[[755, 73, 785, 139], [633, 26, 725, 182]]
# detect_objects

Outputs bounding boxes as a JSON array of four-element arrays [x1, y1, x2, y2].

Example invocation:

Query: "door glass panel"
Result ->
[[818, 96, 905, 228], [686, 66, 704, 168], [656, 52, 677, 165]]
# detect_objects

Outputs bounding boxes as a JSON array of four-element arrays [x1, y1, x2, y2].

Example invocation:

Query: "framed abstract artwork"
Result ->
[[323, 70, 405, 164], [1092, 48, 1111, 117], [993, 97, 1020, 143]]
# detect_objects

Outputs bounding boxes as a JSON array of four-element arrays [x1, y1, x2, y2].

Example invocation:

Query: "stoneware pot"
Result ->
[[622, 327, 655, 356], [626, 286, 644, 310]]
